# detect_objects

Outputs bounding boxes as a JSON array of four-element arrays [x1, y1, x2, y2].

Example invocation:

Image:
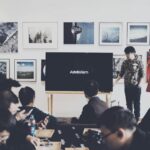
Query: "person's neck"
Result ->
[[122, 128, 136, 150], [26, 103, 34, 107]]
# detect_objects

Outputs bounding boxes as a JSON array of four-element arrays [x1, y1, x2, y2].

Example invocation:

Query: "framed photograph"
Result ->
[[127, 22, 149, 45], [113, 55, 125, 83], [41, 59, 46, 81], [14, 59, 36, 82], [0, 59, 10, 78], [99, 22, 122, 45], [113, 55, 142, 83], [0, 22, 18, 53], [23, 22, 58, 48], [64, 22, 94, 44]]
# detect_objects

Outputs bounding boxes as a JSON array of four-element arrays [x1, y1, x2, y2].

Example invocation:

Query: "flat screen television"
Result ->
[[46, 52, 113, 92]]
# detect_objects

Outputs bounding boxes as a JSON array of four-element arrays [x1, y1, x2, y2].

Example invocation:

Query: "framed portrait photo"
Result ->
[[64, 22, 94, 44], [23, 22, 58, 48], [99, 22, 122, 45], [0, 59, 10, 78], [41, 59, 46, 81], [127, 22, 149, 45], [14, 59, 36, 82]]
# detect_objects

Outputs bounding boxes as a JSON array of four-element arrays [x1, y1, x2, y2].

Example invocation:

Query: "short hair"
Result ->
[[98, 106, 137, 132], [0, 90, 19, 111], [19, 86, 35, 106], [0, 109, 16, 132], [124, 46, 136, 54], [83, 80, 99, 97], [0, 73, 21, 91]]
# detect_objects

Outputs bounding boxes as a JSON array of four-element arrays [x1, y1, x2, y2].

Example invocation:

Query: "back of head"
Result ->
[[124, 46, 136, 54], [0, 109, 16, 132], [84, 80, 99, 98], [98, 106, 137, 132], [19, 86, 35, 106], [0, 90, 18, 111], [0, 73, 21, 91]]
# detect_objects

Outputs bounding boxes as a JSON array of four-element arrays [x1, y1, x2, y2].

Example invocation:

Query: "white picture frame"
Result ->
[[14, 59, 36, 82], [127, 22, 149, 45], [0, 59, 10, 78], [23, 22, 58, 48], [99, 22, 122, 45]]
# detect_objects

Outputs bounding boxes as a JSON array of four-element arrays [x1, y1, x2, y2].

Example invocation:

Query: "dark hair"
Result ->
[[19, 86, 35, 106], [124, 46, 136, 54], [0, 73, 21, 91], [97, 106, 137, 132], [0, 90, 19, 111], [84, 80, 99, 97], [0, 109, 16, 132]]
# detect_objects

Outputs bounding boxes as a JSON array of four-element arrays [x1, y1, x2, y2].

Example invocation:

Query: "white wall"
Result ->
[[1, 0, 150, 118]]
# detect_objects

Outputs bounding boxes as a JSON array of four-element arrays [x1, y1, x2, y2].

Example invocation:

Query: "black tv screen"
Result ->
[[46, 52, 113, 92]]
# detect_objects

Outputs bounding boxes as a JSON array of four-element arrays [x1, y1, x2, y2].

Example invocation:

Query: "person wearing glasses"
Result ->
[[98, 106, 150, 150]]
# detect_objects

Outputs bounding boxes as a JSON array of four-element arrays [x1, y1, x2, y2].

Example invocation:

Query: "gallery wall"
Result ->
[[1, 0, 150, 117]]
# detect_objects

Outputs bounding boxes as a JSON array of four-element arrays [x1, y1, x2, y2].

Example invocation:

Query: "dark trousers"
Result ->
[[125, 85, 141, 120]]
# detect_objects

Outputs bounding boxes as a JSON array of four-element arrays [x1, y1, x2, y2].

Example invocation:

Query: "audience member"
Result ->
[[98, 106, 150, 150], [72, 80, 108, 124], [0, 90, 39, 149], [19, 86, 57, 129], [0, 109, 16, 150], [138, 108, 150, 132]]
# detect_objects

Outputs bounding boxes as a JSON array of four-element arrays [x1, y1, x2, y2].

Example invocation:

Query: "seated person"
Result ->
[[98, 106, 150, 150], [0, 109, 16, 150], [72, 80, 108, 124], [0, 90, 39, 149], [19, 86, 57, 129], [138, 108, 150, 132]]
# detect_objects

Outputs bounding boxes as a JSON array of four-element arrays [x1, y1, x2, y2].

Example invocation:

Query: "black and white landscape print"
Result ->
[[23, 22, 57, 48], [127, 23, 149, 45]]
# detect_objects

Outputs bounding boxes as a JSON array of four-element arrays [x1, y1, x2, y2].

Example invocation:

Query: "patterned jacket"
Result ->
[[120, 55, 144, 86]]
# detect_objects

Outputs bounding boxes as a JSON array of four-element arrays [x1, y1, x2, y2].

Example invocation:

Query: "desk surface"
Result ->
[[38, 125, 103, 150]]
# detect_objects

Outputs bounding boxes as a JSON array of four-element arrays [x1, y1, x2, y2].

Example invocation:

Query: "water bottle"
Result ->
[[29, 115, 36, 136]]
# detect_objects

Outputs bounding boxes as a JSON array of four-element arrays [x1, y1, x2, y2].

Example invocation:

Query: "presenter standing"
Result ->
[[114, 46, 144, 122]]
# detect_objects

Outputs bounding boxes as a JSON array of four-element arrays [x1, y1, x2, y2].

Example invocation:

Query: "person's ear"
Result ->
[[116, 128, 124, 138]]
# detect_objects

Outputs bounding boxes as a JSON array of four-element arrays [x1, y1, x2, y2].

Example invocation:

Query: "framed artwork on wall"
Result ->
[[0, 22, 18, 53], [0, 59, 10, 78], [127, 22, 149, 45], [64, 22, 94, 44], [23, 22, 58, 48], [41, 59, 46, 81], [14, 59, 36, 82], [113, 55, 125, 83], [99, 22, 122, 45]]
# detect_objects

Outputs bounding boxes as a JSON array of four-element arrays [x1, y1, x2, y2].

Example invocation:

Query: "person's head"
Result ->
[[0, 90, 19, 115], [19, 86, 35, 107], [83, 80, 99, 98], [0, 73, 21, 91], [0, 109, 16, 145], [98, 106, 137, 150], [124, 46, 136, 60]]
